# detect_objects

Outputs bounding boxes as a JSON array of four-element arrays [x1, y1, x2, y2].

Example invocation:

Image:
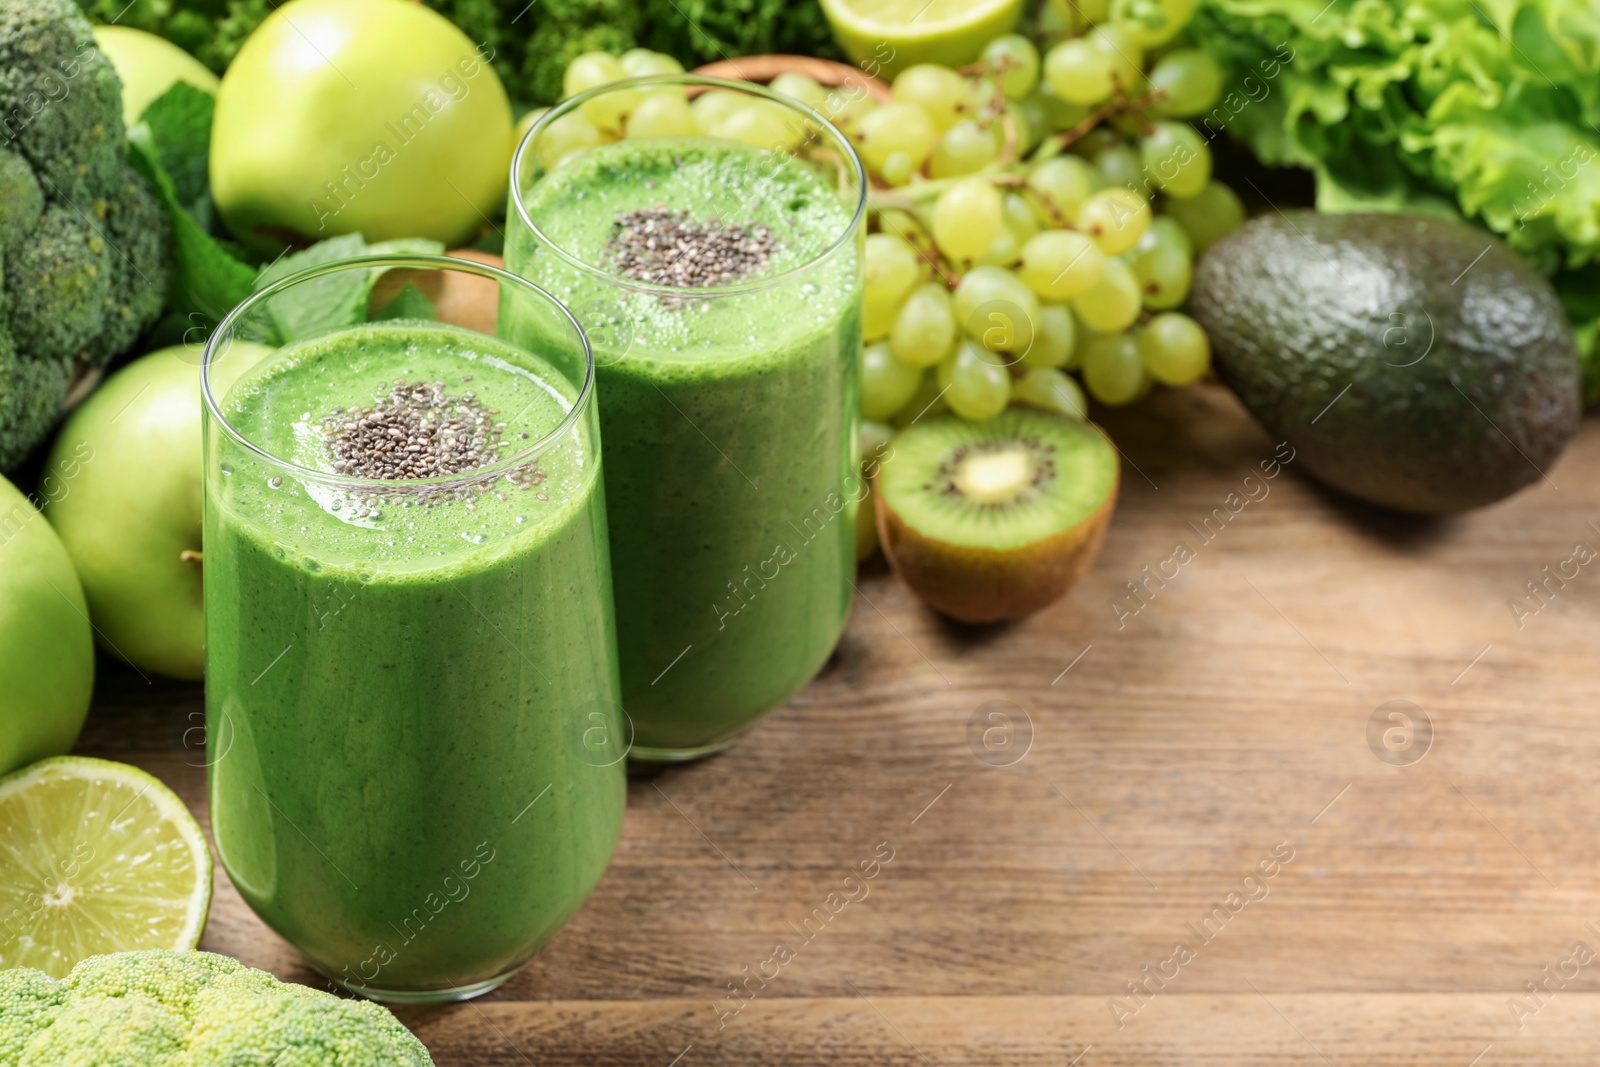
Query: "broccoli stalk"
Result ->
[[0, 0, 170, 469]]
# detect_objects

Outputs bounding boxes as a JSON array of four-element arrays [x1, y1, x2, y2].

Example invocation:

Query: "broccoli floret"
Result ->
[[0, 950, 435, 1066], [0, 0, 170, 469], [6, 206, 113, 366], [0, 149, 42, 250], [0, 326, 73, 468]]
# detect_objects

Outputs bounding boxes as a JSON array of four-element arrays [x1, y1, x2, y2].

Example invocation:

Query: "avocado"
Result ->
[[1190, 212, 1581, 514]]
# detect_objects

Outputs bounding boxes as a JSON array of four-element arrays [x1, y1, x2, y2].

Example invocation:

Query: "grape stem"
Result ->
[[870, 171, 1027, 209], [1048, 88, 1167, 151]]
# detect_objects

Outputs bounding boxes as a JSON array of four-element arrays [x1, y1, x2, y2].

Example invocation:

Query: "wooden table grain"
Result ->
[[78, 383, 1600, 1065]]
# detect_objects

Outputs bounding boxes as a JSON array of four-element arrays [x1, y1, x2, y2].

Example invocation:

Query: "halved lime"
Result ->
[[0, 757, 212, 978], [820, 0, 1026, 78]]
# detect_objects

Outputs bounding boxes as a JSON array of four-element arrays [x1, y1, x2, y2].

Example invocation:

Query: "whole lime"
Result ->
[[210, 0, 513, 254], [0, 475, 93, 776]]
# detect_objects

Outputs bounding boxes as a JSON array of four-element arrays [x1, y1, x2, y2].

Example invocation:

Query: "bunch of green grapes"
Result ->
[[550, 23, 1244, 426], [830, 0, 1245, 425]]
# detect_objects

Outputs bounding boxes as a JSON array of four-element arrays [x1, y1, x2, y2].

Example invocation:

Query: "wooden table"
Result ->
[[81, 383, 1600, 1065]]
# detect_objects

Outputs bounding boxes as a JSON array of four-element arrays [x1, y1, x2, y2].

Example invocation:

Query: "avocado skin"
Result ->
[[1191, 212, 1580, 514]]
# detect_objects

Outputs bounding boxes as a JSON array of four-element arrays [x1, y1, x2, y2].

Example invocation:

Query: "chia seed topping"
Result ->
[[317, 378, 546, 514], [604, 207, 778, 290]]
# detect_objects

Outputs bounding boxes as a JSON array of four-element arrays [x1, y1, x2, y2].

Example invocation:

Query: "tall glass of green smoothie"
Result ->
[[201, 256, 626, 1003], [507, 76, 866, 762]]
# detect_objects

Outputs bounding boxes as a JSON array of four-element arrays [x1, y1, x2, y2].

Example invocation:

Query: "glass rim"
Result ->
[[510, 73, 868, 300], [201, 253, 597, 491]]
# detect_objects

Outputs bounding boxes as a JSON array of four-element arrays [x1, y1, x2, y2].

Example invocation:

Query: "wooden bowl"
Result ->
[[692, 55, 892, 103]]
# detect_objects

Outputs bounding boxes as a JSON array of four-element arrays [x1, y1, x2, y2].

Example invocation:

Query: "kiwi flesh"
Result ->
[[875, 409, 1119, 623]]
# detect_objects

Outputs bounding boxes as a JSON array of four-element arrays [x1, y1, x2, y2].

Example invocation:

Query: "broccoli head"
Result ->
[[0, 950, 435, 1067], [0, 0, 170, 469]]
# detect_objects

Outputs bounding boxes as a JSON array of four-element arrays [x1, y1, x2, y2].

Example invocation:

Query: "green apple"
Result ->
[[93, 25, 220, 127], [211, 0, 513, 254], [0, 475, 94, 776], [43, 343, 272, 680]]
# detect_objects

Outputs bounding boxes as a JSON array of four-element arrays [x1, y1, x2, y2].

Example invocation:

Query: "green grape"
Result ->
[[1019, 230, 1105, 301], [1044, 40, 1114, 105], [1093, 143, 1143, 190], [975, 222, 1023, 267], [1148, 49, 1223, 117], [619, 49, 684, 78], [929, 119, 1002, 178], [1003, 193, 1040, 245], [1045, 0, 1111, 29], [1039, 0, 1073, 35], [932, 178, 1004, 262], [861, 341, 925, 420], [1139, 121, 1212, 199], [1005, 101, 1039, 155], [939, 341, 1012, 420], [565, 52, 637, 133], [1020, 303, 1077, 370], [878, 209, 936, 270], [1071, 127, 1121, 160], [857, 102, 939, 174], [1138, 312, 1211, 385], [625, 91, 697, 139], [864, 233, 921, 339], [1076, 188, 1151, 254], [894, 371, 951, 426], [880, 152, 916, 186], [953, 266, 1039, 358], [828, 89, 880, 131], [1162, 180, 1246, 252], [721, 100, 807, 152], [892, 64, 971, 131], [891, 282, 958, 367], [983, 35, 1041, 99], [1013, 367, 1088, 419], [692, 90, 749, 135], [1026, 83, 1091, 133], [1110, 0, 1198, 46], [769, 72, 829, 112], [1142, 215, 1194, 259], [1072, 257, 1142, 332], [1131, 240, 1192, 309], [1027, 155, 1099, 225], [1087, 25, 1145, 92], [1081, 330, 1151, 405], [536, 110, 603, 168]]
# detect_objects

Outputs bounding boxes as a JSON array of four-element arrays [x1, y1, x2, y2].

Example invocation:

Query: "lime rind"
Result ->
[[0, 756, 212, 978], [821, 0, 1026, 75]]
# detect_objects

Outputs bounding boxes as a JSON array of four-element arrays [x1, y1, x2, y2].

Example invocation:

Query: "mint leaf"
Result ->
[[373, 282, 437, 322], [127, 126, 257, 327], [252, 234, 444, 344], [137, 83, 214, 208]]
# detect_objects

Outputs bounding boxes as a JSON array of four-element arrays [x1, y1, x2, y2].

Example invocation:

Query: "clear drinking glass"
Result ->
[[201, 255, 626, 1002], [506, 75, 867, 762]]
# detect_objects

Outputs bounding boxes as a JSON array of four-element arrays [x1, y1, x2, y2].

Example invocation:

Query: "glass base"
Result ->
[[628, 736, 741, 766], [330, 966, 520, 1004]]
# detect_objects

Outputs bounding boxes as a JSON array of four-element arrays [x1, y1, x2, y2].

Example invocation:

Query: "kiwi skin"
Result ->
[[875, 457, 1119, 624]]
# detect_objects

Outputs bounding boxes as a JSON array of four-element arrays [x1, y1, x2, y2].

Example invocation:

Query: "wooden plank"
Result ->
[[72, 384, 1600, 1064]]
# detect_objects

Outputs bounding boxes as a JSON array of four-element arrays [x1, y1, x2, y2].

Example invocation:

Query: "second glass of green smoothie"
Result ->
[[508, 76, 867, 762], [202, 256, 625, 1002]]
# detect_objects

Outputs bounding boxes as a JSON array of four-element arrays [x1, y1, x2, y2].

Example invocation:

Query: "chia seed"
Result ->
[[318, 379, 546, 510], [604, 207, 778, 292]]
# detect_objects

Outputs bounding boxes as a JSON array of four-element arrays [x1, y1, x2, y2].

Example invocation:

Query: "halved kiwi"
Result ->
[[875, 409, 1119, 623]]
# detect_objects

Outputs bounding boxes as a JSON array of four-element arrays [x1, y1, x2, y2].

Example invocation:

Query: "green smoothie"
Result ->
[[508, 135, 863, 758], [203, 319, 624, 996]]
